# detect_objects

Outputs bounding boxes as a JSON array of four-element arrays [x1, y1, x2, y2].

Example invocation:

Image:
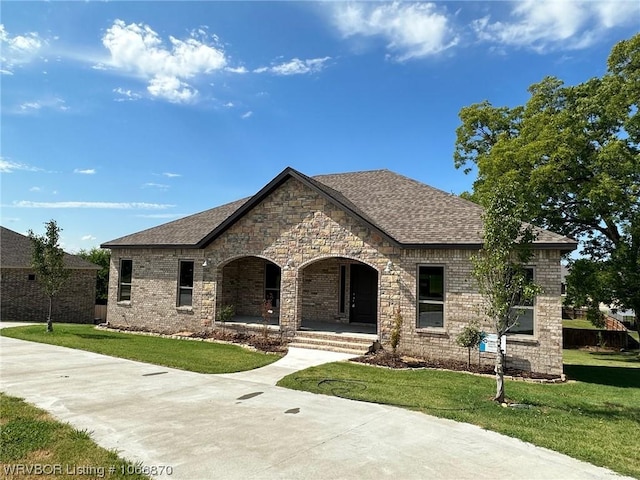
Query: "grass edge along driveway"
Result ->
[[277, 349, 640, 479], [1, 393, 151, 480], [0, 323, 281, 374]]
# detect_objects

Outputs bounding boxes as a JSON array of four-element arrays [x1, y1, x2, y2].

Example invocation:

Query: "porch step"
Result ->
[[290, 331, 375, 356]]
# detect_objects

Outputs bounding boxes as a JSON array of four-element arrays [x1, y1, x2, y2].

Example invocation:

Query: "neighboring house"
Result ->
[[102, 168, 577, 375], [0, 226, 100, 323]]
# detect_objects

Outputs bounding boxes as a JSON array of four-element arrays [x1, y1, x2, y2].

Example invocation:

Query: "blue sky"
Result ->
[[1, 1, 638, 252]]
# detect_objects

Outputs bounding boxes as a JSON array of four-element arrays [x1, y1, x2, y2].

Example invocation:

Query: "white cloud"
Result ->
[[100, 19, 228, 103], [223, 102, 234, 108], [0, 158, 42, 173], [147, 75, 197, 103], [29, 186, 41, 192], [0, 24, 44, 73], [12, 201, 174, 209], [113, 87, 142, 101], [225, 66, 248, 74], [472, 0, 640, 52], [74, 168, 96, 175], [81, 234, 97, 241], [255, 57, 331, 75], [18, 97, 68, 114], [241, 111, 253, 119], [161, 172, 181, 178], [332, 2, 458, 61], [143, 182, 169, 189]]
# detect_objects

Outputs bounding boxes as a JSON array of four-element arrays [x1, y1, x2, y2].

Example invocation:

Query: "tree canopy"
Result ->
[[28, 220, 71, 332], [472, 182, 540, 403], [77, 248, 111, 304], [455, 34, 640, 324]]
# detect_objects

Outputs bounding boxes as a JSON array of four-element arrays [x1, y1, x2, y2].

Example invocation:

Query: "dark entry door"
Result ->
[[350, 264, 377, 324]]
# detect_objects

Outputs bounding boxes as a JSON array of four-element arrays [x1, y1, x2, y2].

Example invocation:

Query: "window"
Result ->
[[118, 259, 133, 302], [265, 263, 280, 308], [27, 274, 36, 281], [178, 261, 194, 307], [417, 266, 444, 328], [510, 267, 535, 335]]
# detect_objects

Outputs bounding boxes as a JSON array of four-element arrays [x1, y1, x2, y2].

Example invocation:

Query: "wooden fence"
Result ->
[[94, 305, 107, 323]]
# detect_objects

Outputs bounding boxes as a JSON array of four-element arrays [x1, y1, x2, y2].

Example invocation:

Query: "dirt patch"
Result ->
[[352, 351, 563, 382]]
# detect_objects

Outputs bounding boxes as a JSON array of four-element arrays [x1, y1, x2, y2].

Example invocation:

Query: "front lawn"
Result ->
[[278, 350, 640, 479], [1, 393, 150, 480], [1, 324, 281, 374]]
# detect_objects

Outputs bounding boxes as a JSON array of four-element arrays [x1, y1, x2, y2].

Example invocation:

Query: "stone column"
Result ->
[[279, 266, 299, 336]]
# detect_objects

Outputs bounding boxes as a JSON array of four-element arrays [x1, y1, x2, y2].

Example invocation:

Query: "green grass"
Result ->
[[278, 350, 640, 479], [1, 324, 281, 374], [1, 393, 150, 480], [563, 319, 599, 329]]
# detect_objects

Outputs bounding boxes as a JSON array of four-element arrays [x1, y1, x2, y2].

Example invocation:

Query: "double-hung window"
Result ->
[[510, 267, 535, 335], [417, 266, 445, 328], [178, 261, 194, 307], [118, 259, 133, 302]]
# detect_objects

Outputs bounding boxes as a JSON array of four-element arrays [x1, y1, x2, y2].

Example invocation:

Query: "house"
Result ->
[[1, 226, 100, 323], [101, 168, 577, 375]]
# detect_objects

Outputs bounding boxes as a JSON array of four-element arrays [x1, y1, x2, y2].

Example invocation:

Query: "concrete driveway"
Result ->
[[0, 330, 629, 480]]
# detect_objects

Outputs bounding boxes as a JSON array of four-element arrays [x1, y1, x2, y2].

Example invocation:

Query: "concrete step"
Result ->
[[290, 333, 374, 355], [289, 341, 368, 356]]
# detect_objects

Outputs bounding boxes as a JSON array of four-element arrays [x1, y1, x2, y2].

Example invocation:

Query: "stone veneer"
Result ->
[[1, 268, 97, 323], [106, 177, 564, 375]]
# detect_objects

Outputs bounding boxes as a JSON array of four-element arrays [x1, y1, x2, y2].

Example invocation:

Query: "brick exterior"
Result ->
[[1, 268, 96, 323], [106, 177, 564, 375]]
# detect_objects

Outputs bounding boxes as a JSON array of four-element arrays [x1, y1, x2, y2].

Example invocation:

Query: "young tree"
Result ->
[[28, 220, 71, 332], [455, 34, 640, 326], [455, 320, 484, 370], [77, 248, 111, 304], [472, 183, 541, 403]]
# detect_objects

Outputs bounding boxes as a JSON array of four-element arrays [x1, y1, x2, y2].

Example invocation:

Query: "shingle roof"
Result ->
[[1, 226, 101, 269], [101, 167, 577, 250]]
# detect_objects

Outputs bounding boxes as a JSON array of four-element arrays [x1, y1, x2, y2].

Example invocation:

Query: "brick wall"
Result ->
[[1, 268, 96, 323], [105, 176, 564, 375]]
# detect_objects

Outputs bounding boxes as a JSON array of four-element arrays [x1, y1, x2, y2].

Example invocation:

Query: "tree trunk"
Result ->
[[494, 338, 505, 403], [46, 296, 53, 333], [467, 348, 471, 369]]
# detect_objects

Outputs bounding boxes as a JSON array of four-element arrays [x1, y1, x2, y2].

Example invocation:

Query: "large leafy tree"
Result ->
[[77, 248, 111, 304], [28, 220, 71, 332], [472, 183, 540, 403], [455, 34, 640, 325]]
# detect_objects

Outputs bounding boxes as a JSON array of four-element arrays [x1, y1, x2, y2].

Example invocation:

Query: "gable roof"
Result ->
[[101, 167, 577, 251], [0, 226, 101, 270]]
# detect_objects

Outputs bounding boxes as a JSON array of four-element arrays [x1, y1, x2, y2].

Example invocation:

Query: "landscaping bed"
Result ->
[[99, 324, 288, 354], [352, 350, 564, 382]]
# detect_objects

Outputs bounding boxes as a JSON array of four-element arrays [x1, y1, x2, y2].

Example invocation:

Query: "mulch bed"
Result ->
[[98, 324, 287, 354], [351, 351, 563, 382]]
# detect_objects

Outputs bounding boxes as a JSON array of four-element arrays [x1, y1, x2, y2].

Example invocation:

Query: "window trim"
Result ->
[[177, 260, 195, 308], [118, 259, 133, 303], [416, 264, 445, 330], [509, 266, 535, 337]]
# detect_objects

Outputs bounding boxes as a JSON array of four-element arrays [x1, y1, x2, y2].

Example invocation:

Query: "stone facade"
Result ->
[[106, 177, 564, 375], [1, 268, 96, 323]]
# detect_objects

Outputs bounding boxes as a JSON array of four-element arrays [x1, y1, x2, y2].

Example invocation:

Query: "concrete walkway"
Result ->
[[0, 328, 631, 480]]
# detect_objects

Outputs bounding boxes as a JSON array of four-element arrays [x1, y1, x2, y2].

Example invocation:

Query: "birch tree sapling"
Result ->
[[28, 220, 71, 333], [472, 183, 541, 403]]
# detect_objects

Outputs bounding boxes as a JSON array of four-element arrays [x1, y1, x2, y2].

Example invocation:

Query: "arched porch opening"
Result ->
[[218, 256, 281, 326], [299, 257, 378, 335]]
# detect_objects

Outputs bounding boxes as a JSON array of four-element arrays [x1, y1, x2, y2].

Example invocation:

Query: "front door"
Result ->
[[349, 264, 377, 324]]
